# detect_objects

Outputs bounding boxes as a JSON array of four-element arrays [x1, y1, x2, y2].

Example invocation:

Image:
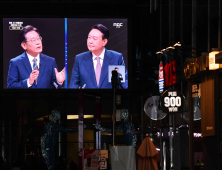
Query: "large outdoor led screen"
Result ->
[[3, 18, 128, 89]]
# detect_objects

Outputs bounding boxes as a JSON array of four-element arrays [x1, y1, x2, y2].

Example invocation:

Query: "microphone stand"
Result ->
[[111, 70, 118, 146]]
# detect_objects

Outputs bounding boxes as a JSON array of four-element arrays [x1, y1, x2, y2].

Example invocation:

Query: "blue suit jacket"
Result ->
[[69, 49, 128, 89], [7, 52, 60, 89]]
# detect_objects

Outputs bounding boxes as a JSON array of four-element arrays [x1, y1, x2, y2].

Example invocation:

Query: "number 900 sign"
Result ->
[[160, 89, 185, 114], [164, 96, 181, 107]]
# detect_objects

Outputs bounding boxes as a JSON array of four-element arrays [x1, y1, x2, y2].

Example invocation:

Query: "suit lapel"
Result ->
[[21, 52, 38, 88], [37, 53, 46, 86], [83, 52, 97, 87], [21, 52, 32, 74], [99, 49, 113, 88]]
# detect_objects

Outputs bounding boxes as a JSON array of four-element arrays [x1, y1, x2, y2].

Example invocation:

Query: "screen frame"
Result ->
[[0, 2, 134, 93]]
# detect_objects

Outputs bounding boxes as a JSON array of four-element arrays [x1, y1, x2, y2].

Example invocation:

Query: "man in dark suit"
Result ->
[[69, 24, 128, 89], [115, 67, 123, 83], [7, 25, 65, 89]]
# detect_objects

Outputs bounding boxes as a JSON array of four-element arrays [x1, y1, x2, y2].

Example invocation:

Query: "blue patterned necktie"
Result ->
[[33, 58, 38, 83], [33, 58, 37, 69]]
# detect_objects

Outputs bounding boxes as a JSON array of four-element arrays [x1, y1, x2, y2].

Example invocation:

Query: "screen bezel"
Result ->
[[0, 2, 134, 93]]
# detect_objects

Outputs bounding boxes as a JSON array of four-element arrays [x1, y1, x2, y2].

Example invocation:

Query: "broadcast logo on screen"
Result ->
[[9, 22, 23, 30], [113, 23, 123, 28]]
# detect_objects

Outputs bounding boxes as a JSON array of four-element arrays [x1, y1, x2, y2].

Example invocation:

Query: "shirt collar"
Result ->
[[92, 48, 105, 61], [26, 52, 40, 61]]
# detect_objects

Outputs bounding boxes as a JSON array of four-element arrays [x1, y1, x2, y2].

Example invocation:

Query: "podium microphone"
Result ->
[[111, 70, 118, 84]]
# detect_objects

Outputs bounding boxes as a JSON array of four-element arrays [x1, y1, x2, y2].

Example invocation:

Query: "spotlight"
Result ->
[[161, 49, 169, 52], [166, 46, 175, 50], [156, 51, 163, 54], [174, 42, 181, 46]]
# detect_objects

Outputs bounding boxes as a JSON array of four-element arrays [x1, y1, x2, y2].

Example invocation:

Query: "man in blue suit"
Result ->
[[69, 24, 128, 89], [7, 25, 65, 89]]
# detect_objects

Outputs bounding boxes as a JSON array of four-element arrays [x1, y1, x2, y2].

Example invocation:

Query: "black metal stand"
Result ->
[[111, 70, 118, 146], [112, 82, 116, 146]]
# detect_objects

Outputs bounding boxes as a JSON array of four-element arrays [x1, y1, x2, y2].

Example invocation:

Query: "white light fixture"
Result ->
[[67, 115, 111, 119], [209, 49, 222, 70], [156, 42, 181, 55], [67, 115, 94, 119], [156, 51, 163, 54], [161, 49, 169, 52], [174, 41, 181, 46], [166, 46, 175, 50]]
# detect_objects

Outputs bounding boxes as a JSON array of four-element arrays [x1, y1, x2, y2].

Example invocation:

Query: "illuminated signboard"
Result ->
[[160, 89, 185, 114], [159, 61, 164, 93], [209, 50, 222, 70]]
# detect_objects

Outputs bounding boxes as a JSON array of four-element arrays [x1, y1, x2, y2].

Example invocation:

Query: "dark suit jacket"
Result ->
[[7, 52, 60, 89], [117, 73, 123, 83], [69, 49, 128, 89]]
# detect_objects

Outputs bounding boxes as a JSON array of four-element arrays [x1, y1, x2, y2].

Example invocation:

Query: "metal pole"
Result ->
[[96, 96, 101, 150], [180, 0, 183, 45], [219, 0, 221, 50], [160, 0, 162, 50], [163, 141, 166, 170], [9, 119, 11, 167], [141, 96, 144, 143], [172, 0, 175, 44], [154, 0, 158, 11], [169, 115, 173, 169], [208, 0, 211, 52], [150, 0, 153, 13], [112, 85, 116, 146], [169, 0, 172, 46], [192, 0, 197, 57], [188, 81, 194, 170], [159, 1, 163, 166], [173, 114, 176, 169], [78, 90, 84, 170], [59, 119, 62, 156], [180, 0, 184, 94], [160, 120, 163, 170], [1, 119, 5, 159]]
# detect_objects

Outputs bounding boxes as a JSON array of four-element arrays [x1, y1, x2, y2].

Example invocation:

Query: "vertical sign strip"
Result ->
[[65, 18, 68, 88]]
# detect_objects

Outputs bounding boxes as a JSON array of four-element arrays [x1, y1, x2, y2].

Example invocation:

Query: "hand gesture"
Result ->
[[29, 70, 39, 85], [55, 67, 65, 83]]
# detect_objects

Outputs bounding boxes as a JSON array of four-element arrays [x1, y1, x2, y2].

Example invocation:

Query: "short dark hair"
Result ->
[[19, 25, 40, 43], [115, 67, 119, 70], [92, 24, 109, 40]]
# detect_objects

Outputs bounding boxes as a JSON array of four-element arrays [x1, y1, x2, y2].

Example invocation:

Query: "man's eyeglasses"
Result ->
[[26, 36, 42, 43]]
